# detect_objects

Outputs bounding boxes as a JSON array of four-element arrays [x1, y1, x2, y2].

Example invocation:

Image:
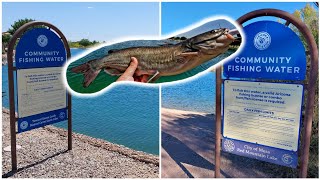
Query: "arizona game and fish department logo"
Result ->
[[37, 35, 48, 47], [254, 31, 271, 50], [282, 154, 293, 164], [223, 139, 235, 152], [20, 121, 29, 130]]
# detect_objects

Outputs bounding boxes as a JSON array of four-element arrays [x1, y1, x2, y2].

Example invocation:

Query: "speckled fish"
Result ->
[[71, 28, 238, 87]]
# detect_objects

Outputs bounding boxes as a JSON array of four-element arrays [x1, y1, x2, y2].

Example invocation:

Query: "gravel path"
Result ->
[[2, 108, 159, 178]]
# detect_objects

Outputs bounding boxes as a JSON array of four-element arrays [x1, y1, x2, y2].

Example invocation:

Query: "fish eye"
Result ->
[[211, 30, 216, 33]]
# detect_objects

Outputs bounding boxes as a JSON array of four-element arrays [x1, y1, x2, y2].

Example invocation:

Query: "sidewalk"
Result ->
[[161, 108, 295, 178]]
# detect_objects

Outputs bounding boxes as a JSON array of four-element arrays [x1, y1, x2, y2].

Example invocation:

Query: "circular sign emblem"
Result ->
[[16, 28, 67, 69], [20, 121, 29, 130], [59, 112, 65, 119], [37, 35, 48, 47], [223, 139, 235, 152], [254, 31, 271, 50], [282, 154, 293, 164]]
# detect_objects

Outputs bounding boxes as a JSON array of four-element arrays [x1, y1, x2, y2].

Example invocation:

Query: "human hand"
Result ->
[[116, 57, 149, 82]]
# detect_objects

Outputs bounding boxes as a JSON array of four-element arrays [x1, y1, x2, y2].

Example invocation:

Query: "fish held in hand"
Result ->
[[71, 28, 236, 88]]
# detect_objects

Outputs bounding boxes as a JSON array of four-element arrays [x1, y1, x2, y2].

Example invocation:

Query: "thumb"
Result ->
[[122, 57, 138, 77]]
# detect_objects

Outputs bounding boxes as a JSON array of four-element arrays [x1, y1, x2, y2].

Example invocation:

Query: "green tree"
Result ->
[[291, 3, 318, 178], [2, 33, 11, 53], [291, 3, 318, 48], [8, 18, 34, 35], [79, 39, 91, 47], [2, 34, 11, 44]]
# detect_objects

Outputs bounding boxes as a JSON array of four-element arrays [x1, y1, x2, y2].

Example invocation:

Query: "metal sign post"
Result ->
[[7, 21, 72, 172], [214, 66, 222, 178], [215, 9, 318, 178]]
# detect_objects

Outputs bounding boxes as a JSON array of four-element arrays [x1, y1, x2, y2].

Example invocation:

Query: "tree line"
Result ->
[[68, 39, 100, 48], [2, 18, 100, 52]]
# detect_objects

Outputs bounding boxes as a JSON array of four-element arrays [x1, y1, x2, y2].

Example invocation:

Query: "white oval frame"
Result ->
[[62, 15, 246, 97]]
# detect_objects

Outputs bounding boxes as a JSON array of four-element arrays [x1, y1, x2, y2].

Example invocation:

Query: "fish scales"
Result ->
[[105, 45, 182, 70], [70, 28, 236, 87]]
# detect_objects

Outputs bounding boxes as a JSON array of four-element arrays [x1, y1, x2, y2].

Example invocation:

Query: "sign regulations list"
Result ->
[[17, 67, 66, 118], [223, 80, 303, 151]]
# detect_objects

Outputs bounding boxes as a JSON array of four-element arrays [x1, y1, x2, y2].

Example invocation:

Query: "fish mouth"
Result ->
[[193, 35, 234, 51], [222, 29, 235, 41], [228, 29, 240, 36], [225, 33, 235, 40], [228, 28, 242, 45], [185, 28, 239, 53], [229, 29, 242, 40]]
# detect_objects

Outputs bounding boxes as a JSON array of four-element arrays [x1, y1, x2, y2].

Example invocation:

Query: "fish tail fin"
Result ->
[[71, 62, 101, 88]]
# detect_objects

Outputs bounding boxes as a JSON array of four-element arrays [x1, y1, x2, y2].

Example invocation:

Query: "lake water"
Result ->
[[2, 46, 222, 155], [161, 72, 216, 114], [2, 48, 160, 155]]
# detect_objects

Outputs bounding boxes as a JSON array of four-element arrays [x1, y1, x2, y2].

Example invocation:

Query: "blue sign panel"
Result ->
[[15, 27, 68, 133], [18, 108, 67, 133], [223, 21, 306, 80], [222, 138, 298, 168], [15, 28, 67, 69]]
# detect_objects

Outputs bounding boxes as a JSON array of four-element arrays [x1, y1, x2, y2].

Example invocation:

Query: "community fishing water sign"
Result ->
[[221, 21, 306, 168], [15, 27, 68, 133], [223, 21, 306, 80], [8, 22, 72, 171]]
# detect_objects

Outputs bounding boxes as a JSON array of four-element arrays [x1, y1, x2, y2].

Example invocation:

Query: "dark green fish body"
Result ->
[[71, 28, 236, 87], [92, 45, 186, 75]]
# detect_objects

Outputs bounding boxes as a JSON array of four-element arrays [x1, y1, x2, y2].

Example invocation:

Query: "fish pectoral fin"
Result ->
[[71, 62, 101, 88], [104, 68, 123, 76], [147, 71, 160, 83]]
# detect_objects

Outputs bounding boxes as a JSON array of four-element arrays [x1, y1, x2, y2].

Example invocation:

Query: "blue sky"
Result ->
[[161, 2, 317, 35], [3, 2, 317, 41], [2, 2, 159, 42]]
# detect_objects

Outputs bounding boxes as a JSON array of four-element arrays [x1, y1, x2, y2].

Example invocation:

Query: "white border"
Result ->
[[158, 2, 162, 178], [62, 15, 245, 97], [1, 0, 316, 2]]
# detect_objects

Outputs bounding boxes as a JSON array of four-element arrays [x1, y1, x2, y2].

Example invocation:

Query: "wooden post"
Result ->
[[7, 32, 17, 172], [68, 93, 72, 150], [215, 66, 222, 178], [65, 41, 72, 151]]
